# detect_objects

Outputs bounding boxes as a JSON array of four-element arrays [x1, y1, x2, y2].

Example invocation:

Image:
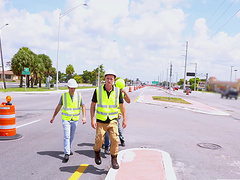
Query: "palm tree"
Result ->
[[11, 47, 34, 87]]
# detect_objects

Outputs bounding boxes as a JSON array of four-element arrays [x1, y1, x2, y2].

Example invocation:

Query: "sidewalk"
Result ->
[[137, 94, 230, 116], [105, 148, 177, 180]]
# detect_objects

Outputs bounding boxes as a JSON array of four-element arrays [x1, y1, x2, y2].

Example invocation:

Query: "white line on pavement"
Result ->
[[16, 119, 41, 129]]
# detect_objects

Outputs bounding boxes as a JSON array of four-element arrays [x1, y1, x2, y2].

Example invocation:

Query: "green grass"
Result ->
[[152, 96, 191, 104], [0, 86, 96, 92]]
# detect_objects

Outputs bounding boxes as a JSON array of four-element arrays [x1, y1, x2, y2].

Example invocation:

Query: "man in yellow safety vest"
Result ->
[[50, 79, 86, 163], [90, 69, 127, 169]]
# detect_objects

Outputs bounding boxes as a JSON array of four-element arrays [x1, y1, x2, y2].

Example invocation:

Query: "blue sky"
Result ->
[[1, 0, 240, 82]]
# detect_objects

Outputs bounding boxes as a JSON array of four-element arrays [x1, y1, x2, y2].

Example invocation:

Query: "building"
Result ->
[[0, 70, 18, 81], [208, 77, 240, 92]]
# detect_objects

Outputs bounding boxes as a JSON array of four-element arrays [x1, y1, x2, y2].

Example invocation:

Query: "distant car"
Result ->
[[173, 86, 179, 90], [221, 89, 238, 100], [183, 87, 192, 93]]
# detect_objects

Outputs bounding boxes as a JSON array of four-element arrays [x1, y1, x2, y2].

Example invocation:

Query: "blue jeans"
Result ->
[[62, 120, 78, 155], [104, 131, 110, 147], [117, 117, 124, 141]]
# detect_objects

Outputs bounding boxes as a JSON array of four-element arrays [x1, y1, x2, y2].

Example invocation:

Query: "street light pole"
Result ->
[[234, 69, 237, 81], [56, 3, 87, 90], [230, 66, 234, 82], [190, 63, 197, 91], [0, 23, 9, 89], [183, 41, 188, 91]]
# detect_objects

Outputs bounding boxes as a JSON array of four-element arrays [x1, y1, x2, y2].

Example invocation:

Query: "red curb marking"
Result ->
[[115, 149, 165, 180]]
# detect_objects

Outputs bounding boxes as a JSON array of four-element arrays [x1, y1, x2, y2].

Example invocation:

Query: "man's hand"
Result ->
[[91, 119, 97, 129], [82, 117, 86, 124], [122, 119, 127, 129], [50, 117, 54, 123], [118, 113, 122, 119]]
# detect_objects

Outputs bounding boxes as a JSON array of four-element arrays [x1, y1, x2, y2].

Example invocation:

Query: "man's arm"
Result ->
[[119, 103, 127, 128], [50, 104, 62, 123], [121, 89, 131, 103], [90, 102, 97, 129], [81, 104, 86, 124]]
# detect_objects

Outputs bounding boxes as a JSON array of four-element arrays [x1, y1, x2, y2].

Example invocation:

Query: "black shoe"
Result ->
[[120, 139, 125, 147], [70, 151, 73, 155], [111, 155, 119, 169], [104, 146, 110, 154], [94, 151, 101, 165], [63, 154, 69, 163]]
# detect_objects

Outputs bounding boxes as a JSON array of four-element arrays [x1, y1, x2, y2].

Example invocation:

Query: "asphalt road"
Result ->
[[0, 87, 240, 180]]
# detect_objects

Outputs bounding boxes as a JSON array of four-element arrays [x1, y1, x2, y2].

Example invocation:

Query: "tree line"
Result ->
[[10, 47, 132, 88]]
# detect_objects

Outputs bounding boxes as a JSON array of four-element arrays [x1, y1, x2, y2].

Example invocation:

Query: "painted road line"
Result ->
[[16, 119, 41, 129], [134, 96, 139, 102], [68, 164, 88, 180]]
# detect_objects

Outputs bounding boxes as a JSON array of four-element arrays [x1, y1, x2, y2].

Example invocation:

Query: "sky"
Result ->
[[1, 0, 240, 83]]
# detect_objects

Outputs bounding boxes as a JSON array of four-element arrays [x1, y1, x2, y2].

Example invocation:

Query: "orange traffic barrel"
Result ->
[[186, 89, 189, 95], [0, 96, 22, 140], [134, 86, 136, 91], [129, 86, 132, 92]]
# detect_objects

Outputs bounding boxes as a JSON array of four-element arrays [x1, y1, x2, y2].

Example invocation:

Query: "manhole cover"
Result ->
[[197, 143, 221, 150]]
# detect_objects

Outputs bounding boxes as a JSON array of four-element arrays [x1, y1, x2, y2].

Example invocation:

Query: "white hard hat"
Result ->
[[67, 79, 78, 88], [105, 69, 116, 78]]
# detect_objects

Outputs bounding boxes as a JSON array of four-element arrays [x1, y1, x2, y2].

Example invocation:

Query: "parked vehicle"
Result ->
[[221, 88, 238, 100]]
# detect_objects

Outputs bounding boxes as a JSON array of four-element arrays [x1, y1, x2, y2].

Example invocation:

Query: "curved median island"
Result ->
[[152, 96, 191, 104]]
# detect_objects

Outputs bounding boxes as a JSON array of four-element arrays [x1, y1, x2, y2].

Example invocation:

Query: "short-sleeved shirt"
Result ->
[[59, 93, 84, 106], [92, 85, 123, 123]]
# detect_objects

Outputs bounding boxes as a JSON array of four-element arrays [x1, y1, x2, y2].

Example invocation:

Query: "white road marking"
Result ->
[[16, 119, 41, 129]]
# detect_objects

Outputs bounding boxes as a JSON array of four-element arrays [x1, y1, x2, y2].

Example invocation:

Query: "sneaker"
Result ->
[[104, 146, 110, 154], [63, 154, 69, 163], [70, 151, 73, 155], [120, 139, 125, 147]]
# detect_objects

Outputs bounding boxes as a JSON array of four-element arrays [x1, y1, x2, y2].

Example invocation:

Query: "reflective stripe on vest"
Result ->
[[62, 92, 81, 121], [96, 85, 119, 121]]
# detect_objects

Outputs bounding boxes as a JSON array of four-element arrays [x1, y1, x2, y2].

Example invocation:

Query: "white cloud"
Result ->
[[1, 0, 240, 82]]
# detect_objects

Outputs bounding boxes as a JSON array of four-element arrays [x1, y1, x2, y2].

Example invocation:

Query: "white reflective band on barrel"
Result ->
[[0, 125, 16, 129], [0, 114, 15, 118]]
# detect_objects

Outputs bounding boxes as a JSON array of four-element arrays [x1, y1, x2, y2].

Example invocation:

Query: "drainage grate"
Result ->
[[197, 143, 221, 150]]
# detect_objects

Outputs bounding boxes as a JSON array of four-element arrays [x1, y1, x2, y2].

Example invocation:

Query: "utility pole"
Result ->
[[0, 23, 9, 89], [205, 73, 208, 91], [183, 41, 188, 91], [169, 62, 172, 100]]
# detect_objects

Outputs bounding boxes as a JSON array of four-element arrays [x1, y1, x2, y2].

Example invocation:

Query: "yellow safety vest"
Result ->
[[62, 92, 81, 121], [96, 85, 120, 121]]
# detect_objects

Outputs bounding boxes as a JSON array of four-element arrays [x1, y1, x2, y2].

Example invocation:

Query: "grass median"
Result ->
[[152, 96, 191, 104]]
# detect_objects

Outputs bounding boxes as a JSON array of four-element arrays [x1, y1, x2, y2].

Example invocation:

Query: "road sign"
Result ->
[[22, 67, 30, 75], [152, 81, 159, 85], [22, 71, 30, 75], [187, 72, 195, 76]]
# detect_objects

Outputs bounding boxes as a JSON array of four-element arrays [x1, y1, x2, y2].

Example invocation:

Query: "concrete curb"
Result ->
[[105, 148, 177, 180]]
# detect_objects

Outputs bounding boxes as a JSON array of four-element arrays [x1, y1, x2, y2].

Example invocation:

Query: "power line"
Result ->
[[209, 0, 237, 29], [209, 7, 240, 38], [208, 0, 227, 23]]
